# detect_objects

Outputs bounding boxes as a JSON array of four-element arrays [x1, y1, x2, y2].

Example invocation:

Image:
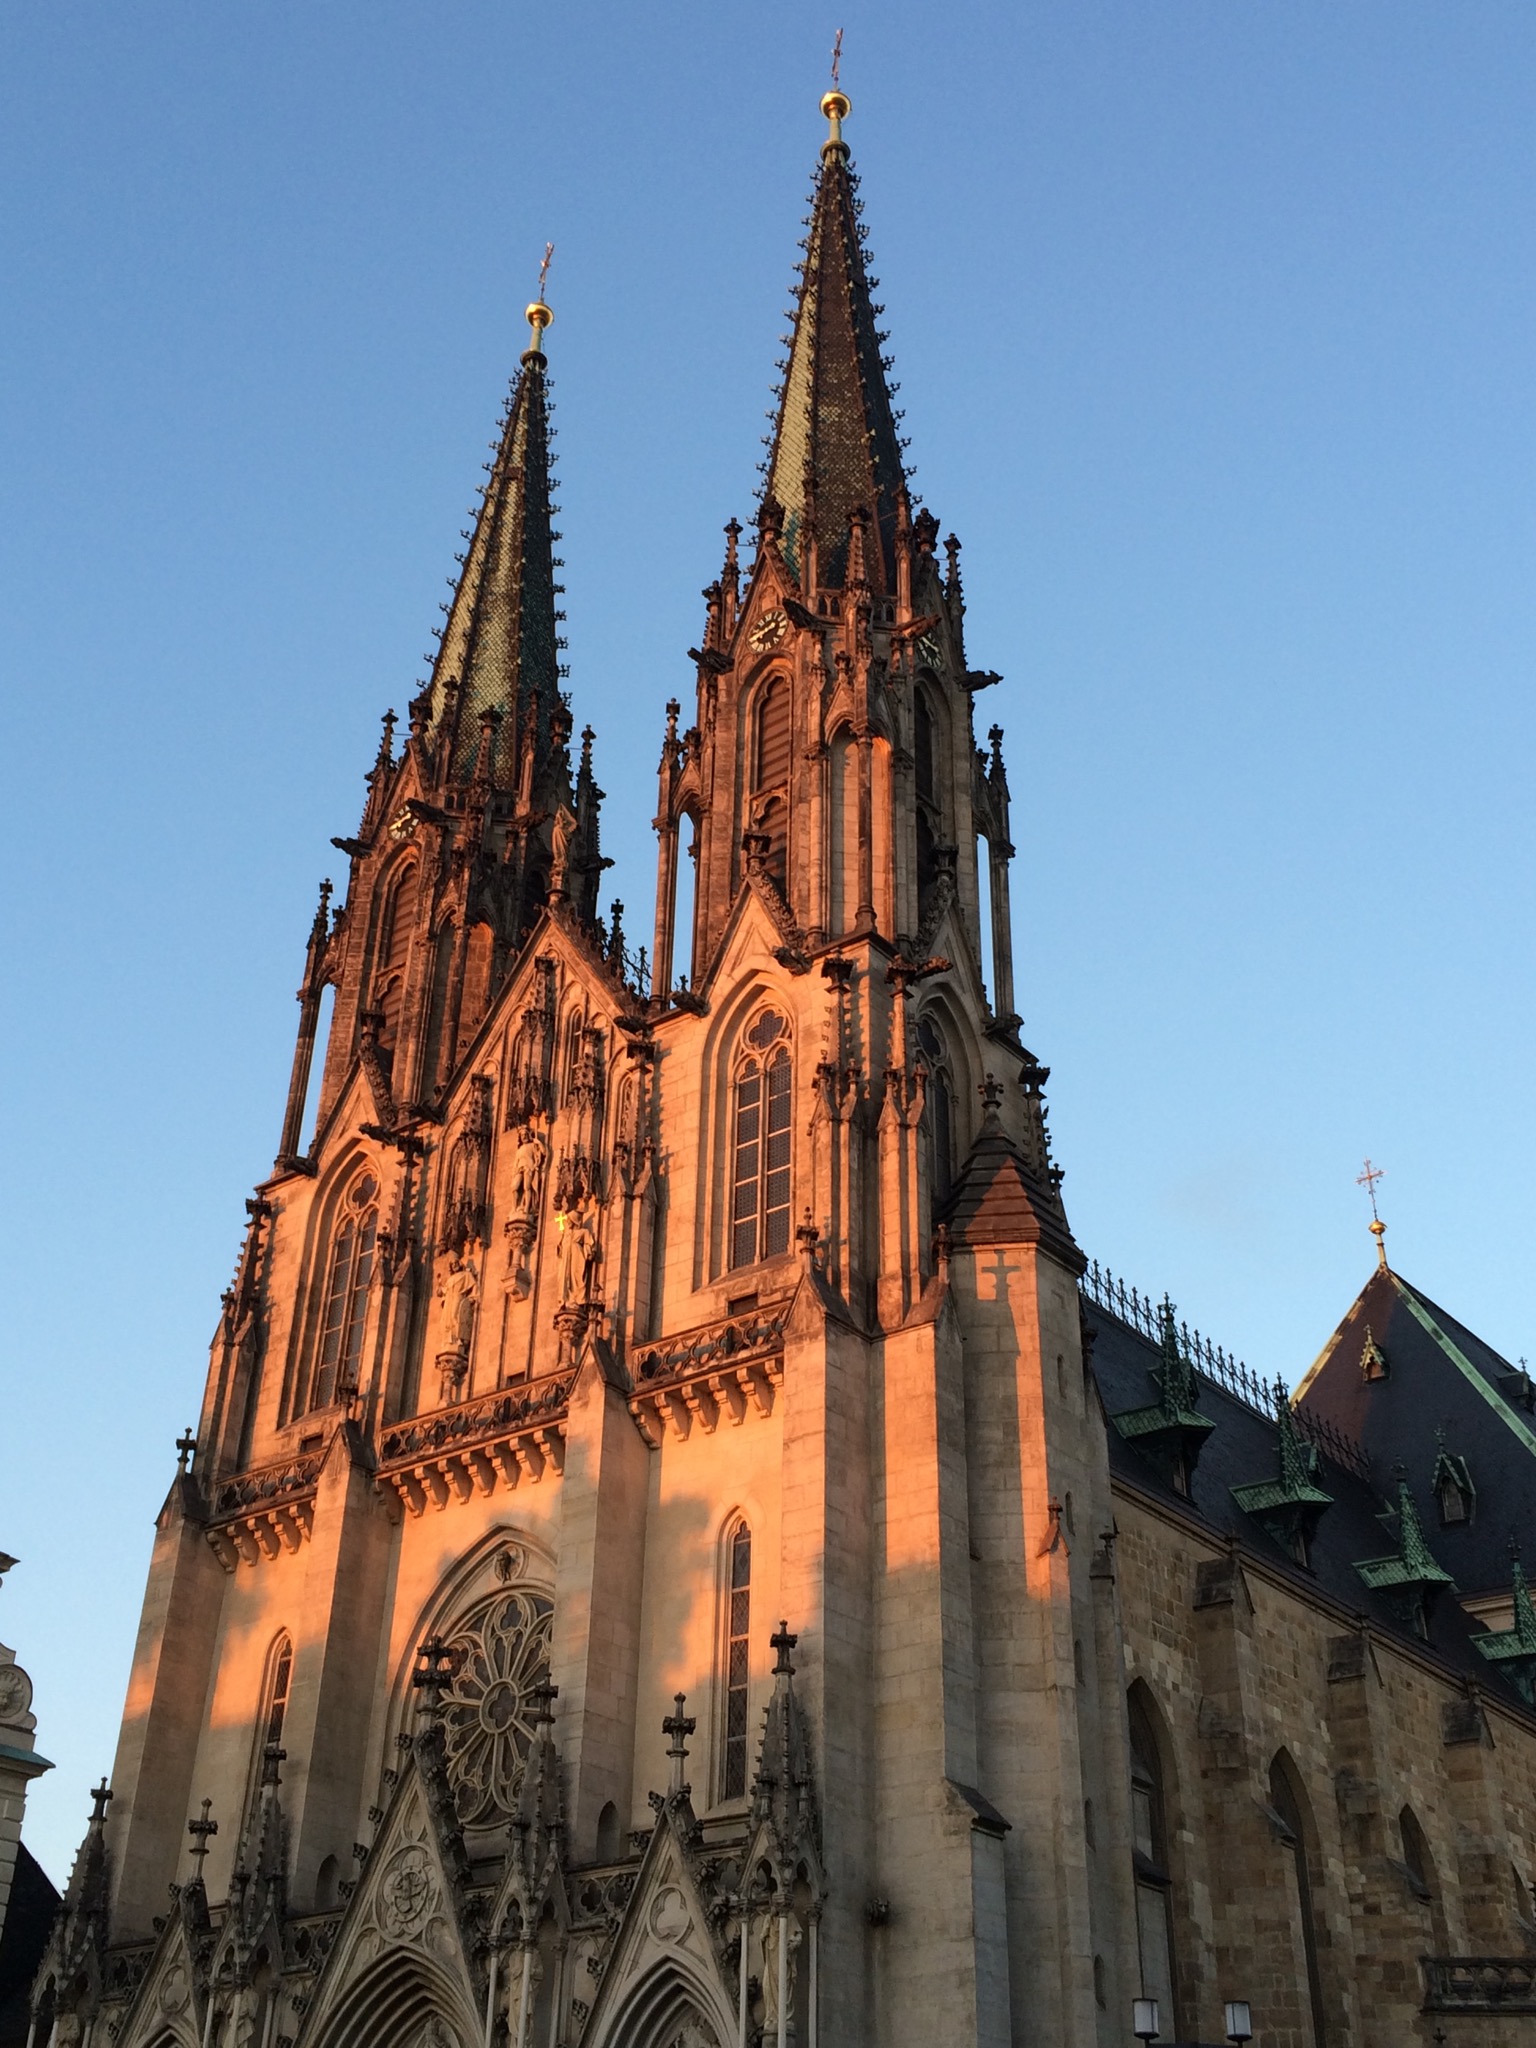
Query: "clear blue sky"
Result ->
[[3, 2, 1533, 1885]]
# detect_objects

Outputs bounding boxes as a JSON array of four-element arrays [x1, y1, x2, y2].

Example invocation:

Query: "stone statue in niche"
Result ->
[[759, 1913, 801, 2036], [439, 1248, 480, 1348], [435, 1246, 480, 1404], [549, 802, 578, 899], [555, 1196, 599, 1308], [509, 1126, 548, 1222]]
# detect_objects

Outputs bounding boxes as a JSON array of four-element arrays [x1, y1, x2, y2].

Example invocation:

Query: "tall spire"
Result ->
[[424, 269, 564, 779], [762, 82, 908, 593]]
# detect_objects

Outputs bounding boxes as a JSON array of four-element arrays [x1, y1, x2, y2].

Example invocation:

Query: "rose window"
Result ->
[[430, 1589, 554, 1826]]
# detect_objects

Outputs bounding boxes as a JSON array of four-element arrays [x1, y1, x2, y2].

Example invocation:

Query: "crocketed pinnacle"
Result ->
[[763, 93, 908, 592], [427, 318, 562, 779]]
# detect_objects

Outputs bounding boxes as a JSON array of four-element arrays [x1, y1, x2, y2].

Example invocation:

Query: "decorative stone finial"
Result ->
[[663, 1692, 696, 1795], [411, 1635, 459, 1720], [186, 1798, 218, 1881], [770, 1620, 798, 1677]]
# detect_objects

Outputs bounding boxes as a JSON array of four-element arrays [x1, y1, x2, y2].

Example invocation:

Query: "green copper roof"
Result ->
[[1113, 1299, 1217, 1446], [1355, 1474, 1457, 1594]]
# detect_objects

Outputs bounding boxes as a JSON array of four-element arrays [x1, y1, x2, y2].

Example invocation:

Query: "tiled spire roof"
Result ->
[[762, 100, 908, 592], [425, 321, 563, 779]]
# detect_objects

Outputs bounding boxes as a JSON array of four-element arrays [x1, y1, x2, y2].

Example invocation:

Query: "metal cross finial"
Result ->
[[537, 241, 554, 301], [830, 26, 843, 87], [175, 1428, 196, 1472], [187, 1798, 218, 1879], [89, 1778, 114, 1826], [1356, 1158, 1389, 1267]]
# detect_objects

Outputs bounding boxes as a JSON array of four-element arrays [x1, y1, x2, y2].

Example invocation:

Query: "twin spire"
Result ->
[[422, 279, 563, 782], [419, 82, 905, 784], [763, 86, 909, 592]]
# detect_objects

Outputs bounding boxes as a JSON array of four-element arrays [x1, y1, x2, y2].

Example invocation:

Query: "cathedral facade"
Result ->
[[32, 90, 1536, 2048]]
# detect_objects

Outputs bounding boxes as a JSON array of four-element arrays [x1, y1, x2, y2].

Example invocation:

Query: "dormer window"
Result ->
[[1361, 1327, 1388, 1382], [1433, 1450, 1475, 1527]]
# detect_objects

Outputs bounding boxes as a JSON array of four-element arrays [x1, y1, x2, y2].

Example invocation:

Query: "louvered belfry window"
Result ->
[[311, 1174, 378, 1410], [753, 678, 791, 892], [730, 1013, 791, 1269], [722, 1521, 752, 1799]]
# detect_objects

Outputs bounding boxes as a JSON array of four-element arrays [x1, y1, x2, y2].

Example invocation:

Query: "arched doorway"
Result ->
[[595, 1959, 729, 2048], [309, 1952, 477, 2048]]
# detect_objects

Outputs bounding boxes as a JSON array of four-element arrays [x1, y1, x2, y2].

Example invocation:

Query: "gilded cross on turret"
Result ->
[[525, 243, 555, 360], [1356, 1157, 1389, 1269], [822, 31, 850, 149]]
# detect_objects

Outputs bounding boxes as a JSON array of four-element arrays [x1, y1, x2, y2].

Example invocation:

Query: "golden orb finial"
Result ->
[[821, 88, 851, 150]]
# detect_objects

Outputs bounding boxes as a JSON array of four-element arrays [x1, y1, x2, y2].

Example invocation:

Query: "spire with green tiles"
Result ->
[[1354, 1465, 1455, 1637], [1231, 1379, 1335, 1565], [1474, 1545, 1536, 1701], [1112, 1297, 1217, 1498]]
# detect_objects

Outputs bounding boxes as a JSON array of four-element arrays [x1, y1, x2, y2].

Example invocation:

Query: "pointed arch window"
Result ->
[[1269, 1753, 1328, 2048], [731, 1014, 792, 1269], [915, 690, 937, 806], [309, 1173, 378, 1411], [917, 1015, 954, 1227], [914, 687, 944, 905], [244, 1631, 293, 1837], [721, 1520, 752, 1800], [1128, 1690, 1179, 2033]]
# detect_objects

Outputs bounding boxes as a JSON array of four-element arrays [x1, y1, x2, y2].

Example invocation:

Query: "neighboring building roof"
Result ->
[[0, 1844, 59, 2048], [1085, 1297, 1524, 1703], [1296, 1263, 1536, 1600]]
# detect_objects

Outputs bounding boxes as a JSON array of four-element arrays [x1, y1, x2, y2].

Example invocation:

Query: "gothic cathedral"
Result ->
[[34, 86, 1536, 2048]]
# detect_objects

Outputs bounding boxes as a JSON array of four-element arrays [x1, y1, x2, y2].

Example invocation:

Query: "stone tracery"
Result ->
[[426, 1588, 554, 1827]]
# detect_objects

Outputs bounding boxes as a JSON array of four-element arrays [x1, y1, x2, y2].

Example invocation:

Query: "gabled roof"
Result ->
[[1086, 1300, 1523, 1701], [1296, 1262, 1536, 1598], [763, 111, 908, 593]]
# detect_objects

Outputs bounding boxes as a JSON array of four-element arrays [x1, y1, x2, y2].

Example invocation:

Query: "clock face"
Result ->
[[917, 632, 943, 670], [388, 808, 417, 841], [749, 608, 789, 651]]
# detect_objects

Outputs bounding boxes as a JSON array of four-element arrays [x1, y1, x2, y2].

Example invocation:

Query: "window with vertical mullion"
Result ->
[[731, 1062, 763, 1268], [313, 1215, 357, 1410], [763, 1050, 792, 1257], [722, 1522, 752, 1798]]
